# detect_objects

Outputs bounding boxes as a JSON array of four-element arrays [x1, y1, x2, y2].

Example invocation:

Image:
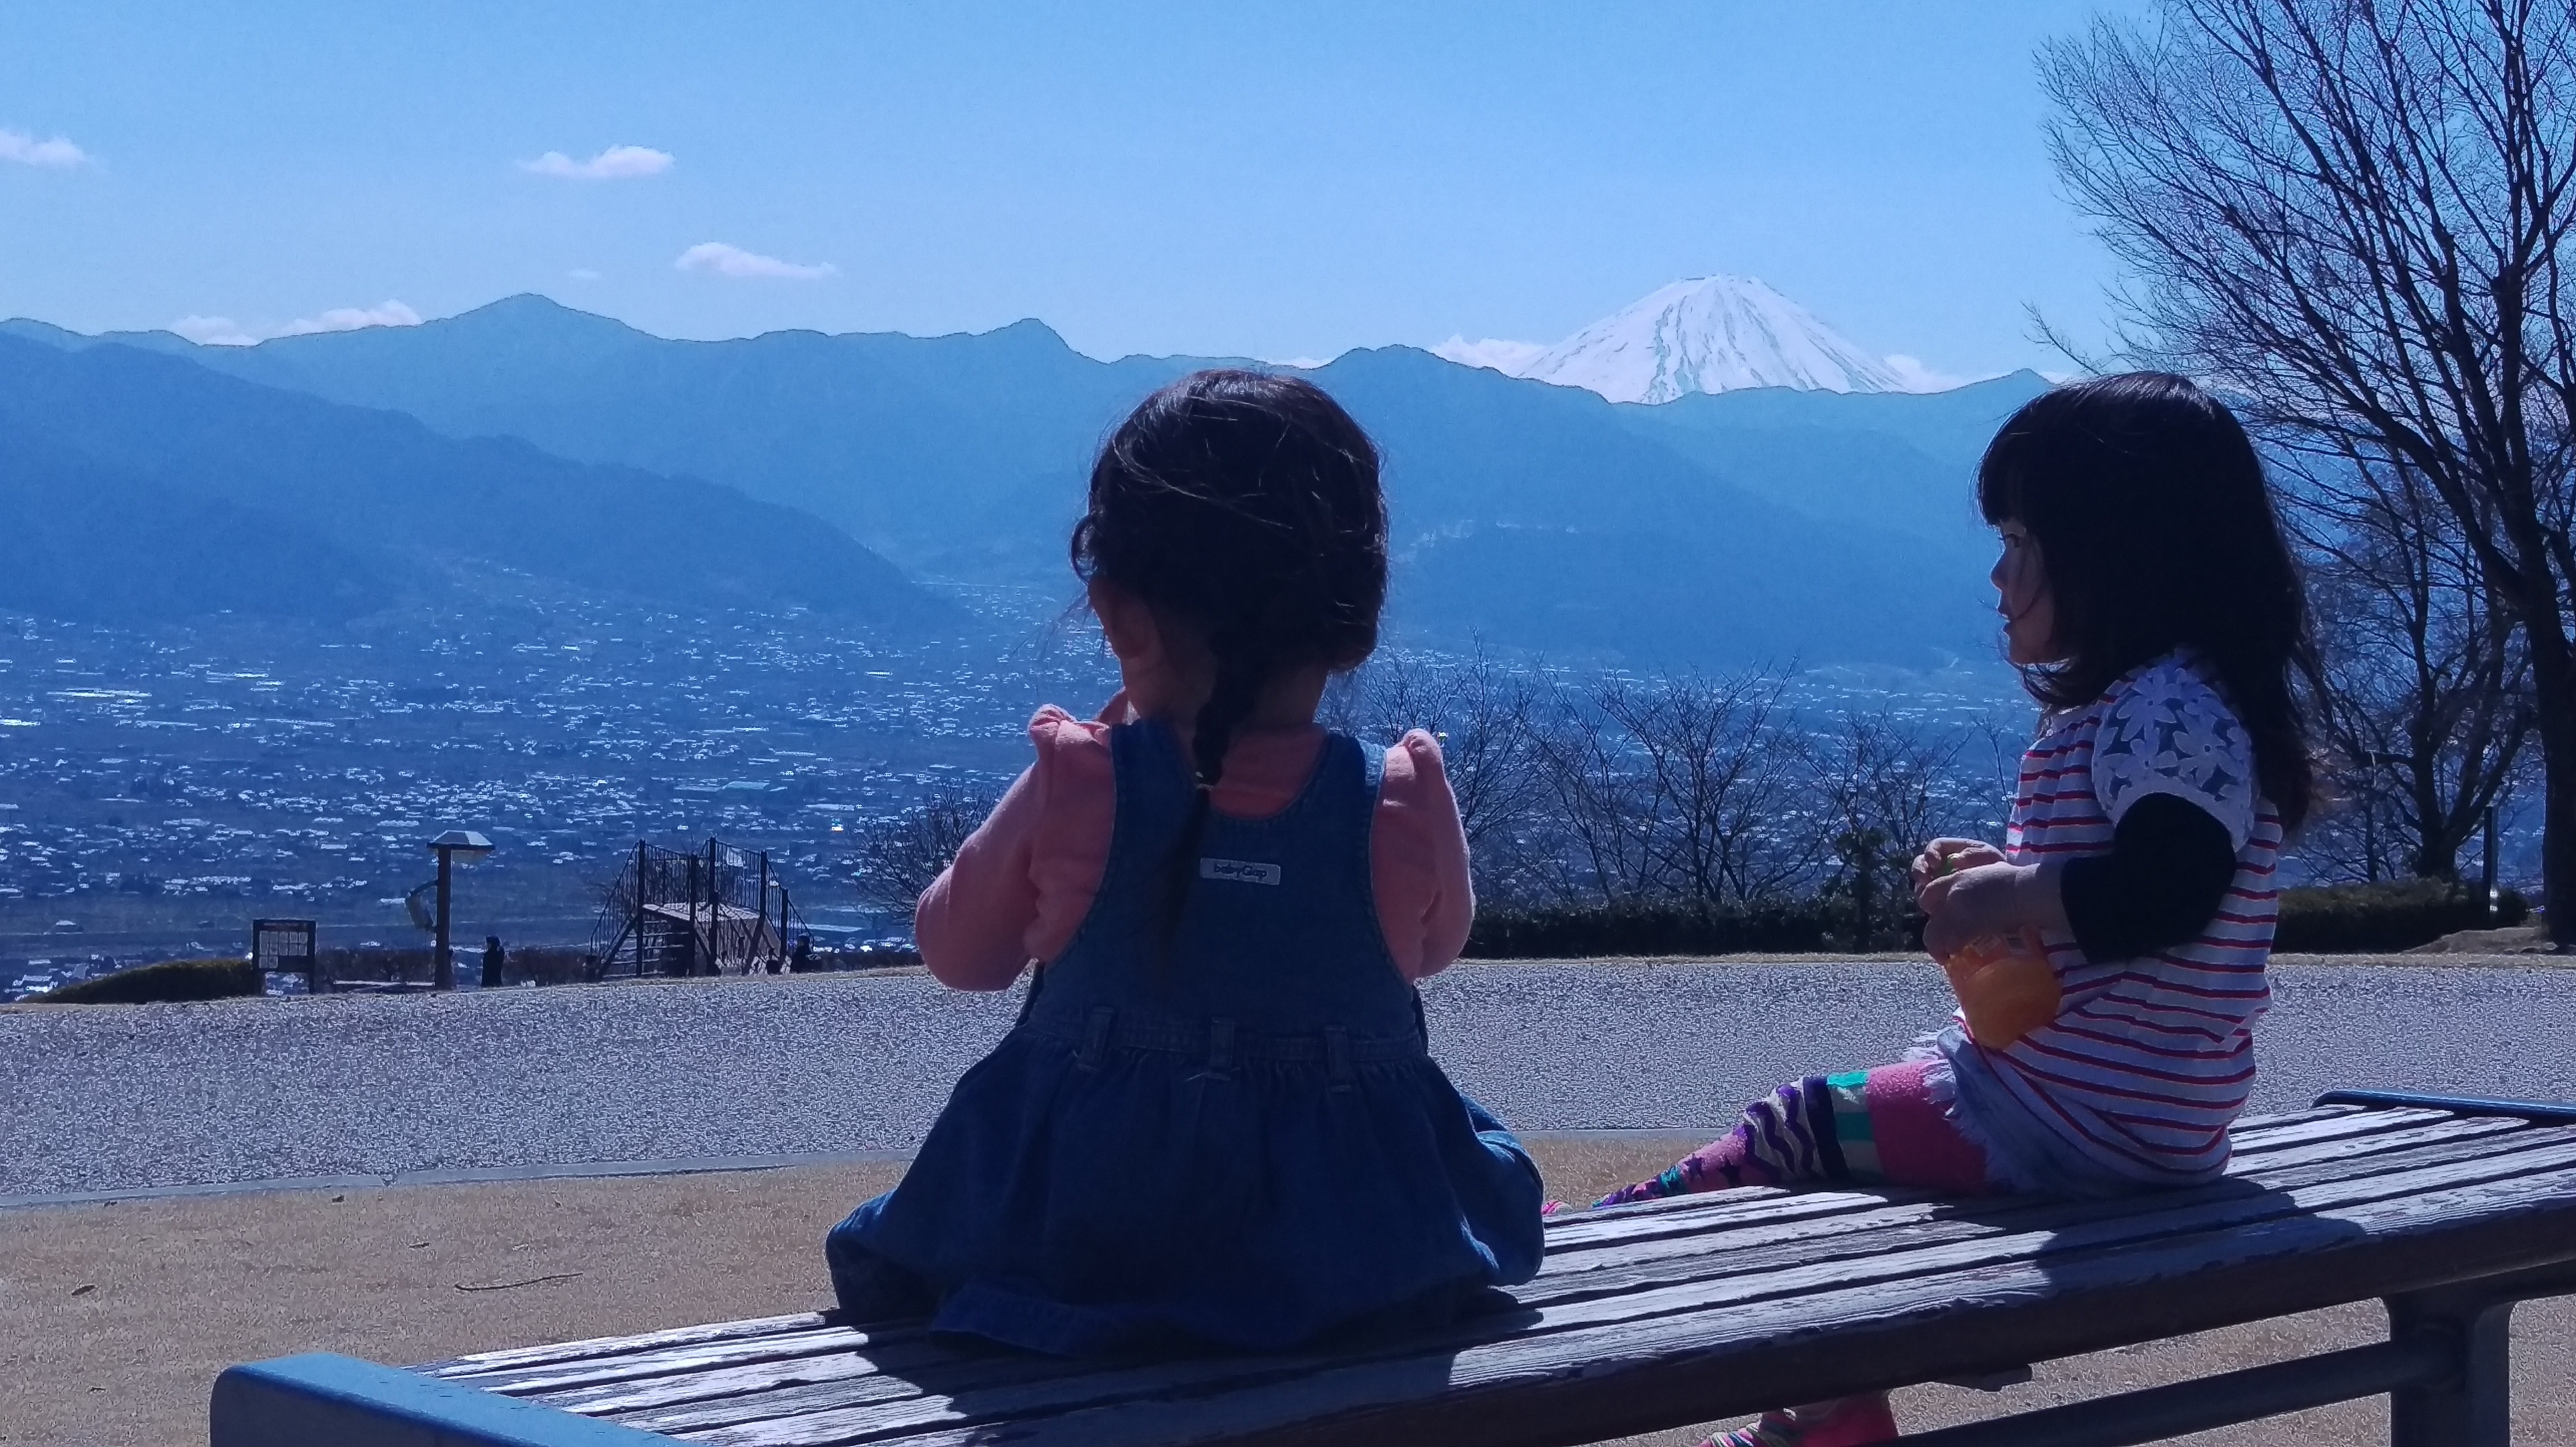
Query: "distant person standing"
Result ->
[[789, 935, 814, 973], [480, 935, 506, 989]]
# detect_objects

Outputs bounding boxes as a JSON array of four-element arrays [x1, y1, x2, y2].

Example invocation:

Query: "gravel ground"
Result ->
[[5, 960, 2573, 1199]]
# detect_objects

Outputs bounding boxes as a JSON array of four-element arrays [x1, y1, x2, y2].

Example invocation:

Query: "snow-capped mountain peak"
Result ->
[[1437, 275, 1919, 403]]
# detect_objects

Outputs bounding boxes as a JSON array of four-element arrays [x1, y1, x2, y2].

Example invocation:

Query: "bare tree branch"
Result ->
[[2042, 0, 2576, 930]]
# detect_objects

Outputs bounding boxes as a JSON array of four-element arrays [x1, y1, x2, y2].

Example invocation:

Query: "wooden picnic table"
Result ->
[[212, 1092, 2576, 1447]]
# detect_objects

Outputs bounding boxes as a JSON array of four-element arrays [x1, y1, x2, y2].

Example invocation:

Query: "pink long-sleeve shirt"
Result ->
[[914, 703, 1474, 989]]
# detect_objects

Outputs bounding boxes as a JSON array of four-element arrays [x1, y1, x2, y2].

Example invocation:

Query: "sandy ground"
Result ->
[[2, 1138, 2567, 1447]]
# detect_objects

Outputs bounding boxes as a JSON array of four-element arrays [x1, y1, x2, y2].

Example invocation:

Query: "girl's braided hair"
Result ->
[[1071, 369, 1388, 947]]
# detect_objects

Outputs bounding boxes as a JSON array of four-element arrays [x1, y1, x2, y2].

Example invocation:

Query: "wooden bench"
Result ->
[[211, 1092, 2576, 1447]]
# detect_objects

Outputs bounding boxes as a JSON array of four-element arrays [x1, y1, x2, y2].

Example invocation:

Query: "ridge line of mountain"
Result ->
[[1, 297, 2050, 666]]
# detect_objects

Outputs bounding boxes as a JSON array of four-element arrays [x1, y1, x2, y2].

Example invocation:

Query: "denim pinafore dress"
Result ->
[[825, 721, 1544, 1355]]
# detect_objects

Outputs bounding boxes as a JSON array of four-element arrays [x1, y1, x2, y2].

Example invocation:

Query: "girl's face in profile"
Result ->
[[1992, 520, 2058, 665]]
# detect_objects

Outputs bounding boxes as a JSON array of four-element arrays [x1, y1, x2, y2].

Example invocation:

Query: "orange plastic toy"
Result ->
[[1928, 852, 2062, 1048], [1939, 930, 2060, 1047]]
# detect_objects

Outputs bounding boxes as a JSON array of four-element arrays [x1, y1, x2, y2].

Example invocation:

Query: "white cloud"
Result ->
[[674, 242, 836, 281], [0, 128, 90, 169], [173, 315, 258, 347], [520, 144, 673, 180], [568, 267, 603, 281], [1430, 335, 1547, 375], [276, 300, 422, 336], [169, 300, 423, 347], [1882, 354, 1972, 394]]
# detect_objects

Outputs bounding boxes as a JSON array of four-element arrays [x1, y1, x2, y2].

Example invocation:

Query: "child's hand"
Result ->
[[1919, 859, 2068, 963], [1920, 896, 1986, 965], [1910, 838, 2006, 902]]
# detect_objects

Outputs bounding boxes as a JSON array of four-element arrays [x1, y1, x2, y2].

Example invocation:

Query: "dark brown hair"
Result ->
[[1072, 369, 1389, 937], [1977, 372, 2315, 828]]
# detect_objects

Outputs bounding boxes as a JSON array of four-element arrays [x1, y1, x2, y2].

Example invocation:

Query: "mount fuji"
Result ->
[[1437, 275, 1933, 403]]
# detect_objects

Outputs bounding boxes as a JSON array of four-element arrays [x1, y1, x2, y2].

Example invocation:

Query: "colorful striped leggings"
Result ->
[[1597, 1059, 1996, 1207]]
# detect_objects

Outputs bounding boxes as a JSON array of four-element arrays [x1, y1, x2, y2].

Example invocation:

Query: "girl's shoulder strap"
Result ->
[[1104, 713, 1189, 787], [1332, 728, 1387, 793]]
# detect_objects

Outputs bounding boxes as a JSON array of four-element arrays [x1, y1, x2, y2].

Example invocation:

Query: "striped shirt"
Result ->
[[1972, 652, 2278, 1184]]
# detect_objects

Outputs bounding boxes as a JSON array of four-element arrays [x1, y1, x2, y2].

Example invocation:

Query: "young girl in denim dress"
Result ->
[[825, 369, 1545, 1355]]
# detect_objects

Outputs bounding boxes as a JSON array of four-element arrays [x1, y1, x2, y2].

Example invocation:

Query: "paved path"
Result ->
[[5, 962, 2572, 1199]]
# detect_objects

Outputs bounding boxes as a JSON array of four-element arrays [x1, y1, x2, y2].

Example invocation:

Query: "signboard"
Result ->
[[252, 918, 318, 987]]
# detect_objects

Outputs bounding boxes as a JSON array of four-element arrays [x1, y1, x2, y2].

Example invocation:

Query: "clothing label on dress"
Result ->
[[1199, 858, 1281, 886]]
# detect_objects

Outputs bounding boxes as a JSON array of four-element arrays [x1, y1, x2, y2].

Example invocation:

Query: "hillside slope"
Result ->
[[1315, 346, 1995, 662], [0, 334, 953, 631], [130, 297, 1203, 583]]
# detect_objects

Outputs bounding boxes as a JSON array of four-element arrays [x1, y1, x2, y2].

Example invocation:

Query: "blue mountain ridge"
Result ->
[[4, 297, 2050, 666], [0, 330, 957, 633]]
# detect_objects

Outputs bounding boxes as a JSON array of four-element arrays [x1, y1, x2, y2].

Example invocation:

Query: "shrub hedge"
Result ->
[[38, 956, 264, 1005], [313, 945, 598, 987], [1467, 900, 1852, 958], [2273, 880, 2528, 955], [1469, 879, 2526, 960]]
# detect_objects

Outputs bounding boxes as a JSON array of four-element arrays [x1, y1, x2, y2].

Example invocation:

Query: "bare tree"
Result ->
[[1331, 645, 1553, 899], [847, 784, 1003, 909], [2041, 0, 2576, 929], [1340, 655, 2018, 925], [2292, 444, 2532, 878], [1811, 708, 1971, 947], [1526, 680, 1668, 906], [1600, 667, 1816, 910]]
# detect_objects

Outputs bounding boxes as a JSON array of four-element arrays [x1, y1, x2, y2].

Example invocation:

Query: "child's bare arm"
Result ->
[[914, 765, 1045, 990]]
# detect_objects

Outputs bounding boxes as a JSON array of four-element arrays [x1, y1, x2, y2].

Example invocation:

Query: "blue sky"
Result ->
[[0, 2, 2142, 378]]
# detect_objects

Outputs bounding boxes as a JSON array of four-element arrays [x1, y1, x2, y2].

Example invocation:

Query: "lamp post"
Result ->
[[425, 830, 495, 990]]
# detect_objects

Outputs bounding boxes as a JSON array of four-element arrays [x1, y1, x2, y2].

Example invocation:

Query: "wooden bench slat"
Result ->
[[684, 1162, 2576, 1447], [1532, 1180, 1911, 1232], [546, 1345, 1053, 1430], [2225, 1103, 2363, 1133], [449, 1325, 935, 1397], [601, 1137, 2576, 1441], [2219, 1111, 2530, 1166], [421, 1314, 836, 1380], [2221, 1105, 2452, 1154], [525, 1122, 2572, 1427], [1542, 1105, 2478, 1246], [1536, 1111, 2531, 1260], [1534, 1122, 2568, 1289], [1535, 1184, 1925, 1245]]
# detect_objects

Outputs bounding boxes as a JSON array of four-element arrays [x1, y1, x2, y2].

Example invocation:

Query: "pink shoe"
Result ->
[[1541, 1200, 1571, 1217], [1704, 1394, 1897, 1446]]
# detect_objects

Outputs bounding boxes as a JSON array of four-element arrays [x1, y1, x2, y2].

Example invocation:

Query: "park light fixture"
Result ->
[[424, 829, 495, 990]]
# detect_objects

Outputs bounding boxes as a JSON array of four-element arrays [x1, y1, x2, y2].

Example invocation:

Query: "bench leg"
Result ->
[[2385, 1287, 2516, 1447]]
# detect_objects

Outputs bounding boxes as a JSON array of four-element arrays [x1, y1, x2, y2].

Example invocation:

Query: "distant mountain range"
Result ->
[[0, 329, 955, 632], [1436, 275, 1930, 401], [1, 298, 2048, 666]]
